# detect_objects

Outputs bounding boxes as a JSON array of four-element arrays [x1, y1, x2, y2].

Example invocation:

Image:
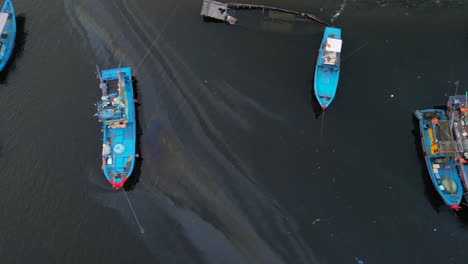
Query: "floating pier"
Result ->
[[201, 0, 237, 24], [200, 0, 331, 27]]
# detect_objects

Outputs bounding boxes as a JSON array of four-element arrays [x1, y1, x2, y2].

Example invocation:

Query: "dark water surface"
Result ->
[[2, 0, 468, 263]]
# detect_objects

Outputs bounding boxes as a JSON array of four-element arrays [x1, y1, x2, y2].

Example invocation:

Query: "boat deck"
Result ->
[[433, 120, 457, 155], [104, 123, 134, 175], [105, 79, 119, 96]]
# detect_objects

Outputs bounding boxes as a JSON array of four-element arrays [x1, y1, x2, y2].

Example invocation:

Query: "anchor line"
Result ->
[[320, 110, 325, 137], [134, 3, 180, 73], [341, 42, 368, 64], [122, 188, 145, 234]]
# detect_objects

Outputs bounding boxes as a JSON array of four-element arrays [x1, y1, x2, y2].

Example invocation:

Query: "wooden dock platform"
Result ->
[[226, 3, 331, 27], [200, 0, 331, 27], [201, 0, 237, 24]]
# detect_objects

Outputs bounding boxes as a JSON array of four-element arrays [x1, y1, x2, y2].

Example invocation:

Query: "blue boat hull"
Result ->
[[314, 27, 341, 109], [414, 109, 463, 210], [98, 67, 136, 189], [0, 0, 15, 71]]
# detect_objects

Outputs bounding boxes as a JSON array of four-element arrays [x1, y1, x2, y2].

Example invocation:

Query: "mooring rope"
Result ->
[[226, 3, 332, 27], [122, 188, 145, 234], [134, 3, 180, 73], [320, 110, 325, 137]]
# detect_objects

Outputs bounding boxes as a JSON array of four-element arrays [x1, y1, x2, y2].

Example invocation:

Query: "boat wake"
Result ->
[[331, 0, 347, 23], [65, 0, 318, 263]]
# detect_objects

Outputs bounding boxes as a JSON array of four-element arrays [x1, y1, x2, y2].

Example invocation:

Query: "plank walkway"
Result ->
[[200, 0, 332, 27], [226, 2, 331, 26]]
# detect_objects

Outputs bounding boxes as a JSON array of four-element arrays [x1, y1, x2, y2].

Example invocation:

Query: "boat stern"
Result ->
[[104, 171, 131, 189], [318, 99, 330, 110], [108, 177, 128, 189], [450, 204, 461, 211]]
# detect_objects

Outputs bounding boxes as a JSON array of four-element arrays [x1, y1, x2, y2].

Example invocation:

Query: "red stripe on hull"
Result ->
[[108, 178, 128, 190]]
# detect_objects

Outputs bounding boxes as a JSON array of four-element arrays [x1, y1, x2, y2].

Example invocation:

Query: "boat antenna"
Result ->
[[134, 3, 180, 74], [122, 188, 145, 234], [454, 80, 460, 95], [96, 65, 103, 82], [449, 81, 460, 129]]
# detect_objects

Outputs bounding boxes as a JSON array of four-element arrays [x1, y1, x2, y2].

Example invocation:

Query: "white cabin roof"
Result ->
[[325, 38, 342, 52], [0, 13, 8, 33]]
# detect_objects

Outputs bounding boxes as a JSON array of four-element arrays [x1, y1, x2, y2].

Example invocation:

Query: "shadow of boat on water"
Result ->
[[309, 80, 323, 118], [0, 14, 27, 85], [124, 76, 143, 191], [411, 113, 445, 213], [202, 16, 227, 24]]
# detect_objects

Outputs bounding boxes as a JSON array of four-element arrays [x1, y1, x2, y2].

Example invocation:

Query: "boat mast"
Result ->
[[96, 65, 103, 83], [117, 69, 124, 98]]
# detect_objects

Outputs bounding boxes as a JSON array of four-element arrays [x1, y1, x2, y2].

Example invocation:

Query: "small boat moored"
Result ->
[[0, 0, 16, 71], [314, 27, 342, 110], [96, 66, 136, 189], [415, 109, 463, 211]]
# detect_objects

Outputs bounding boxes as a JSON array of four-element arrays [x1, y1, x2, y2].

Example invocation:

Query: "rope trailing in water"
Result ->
[[320, 110, 325, 137], [341, 42, 368, 64], [122, 188, 145, 234], [134, 3, 180, 73], [226, 3, 332, 27]]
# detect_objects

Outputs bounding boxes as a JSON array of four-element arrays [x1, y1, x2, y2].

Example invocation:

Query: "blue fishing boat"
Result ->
[[446, 94, 468, 199], [314, 27, 342, 109], [415, 109, 463, 210], [0, 0, 15, 71], [96, 66, 136, 189]]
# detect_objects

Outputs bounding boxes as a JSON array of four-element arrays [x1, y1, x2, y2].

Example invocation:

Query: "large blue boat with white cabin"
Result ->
[[96, 66, 136, 189], [314, 27, 342, 109], [415, 109, 463, 210], [0, 0, 16, 71]]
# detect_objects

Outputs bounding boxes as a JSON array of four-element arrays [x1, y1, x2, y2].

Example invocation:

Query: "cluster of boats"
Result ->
[[415, 95, 468, 211], [3, 0, 462, 201], [311, 26, 468, 212]]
